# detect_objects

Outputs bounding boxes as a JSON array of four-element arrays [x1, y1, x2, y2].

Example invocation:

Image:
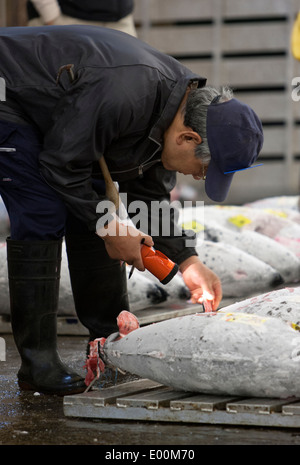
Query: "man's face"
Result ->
[[161, 130, 208, 181]]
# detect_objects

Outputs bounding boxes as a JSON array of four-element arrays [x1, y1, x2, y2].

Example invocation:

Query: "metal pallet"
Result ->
[[63, 379, 300, 428]]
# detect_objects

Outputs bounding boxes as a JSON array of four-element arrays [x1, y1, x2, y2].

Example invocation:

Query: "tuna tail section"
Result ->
[[84, 311, 140, 387]]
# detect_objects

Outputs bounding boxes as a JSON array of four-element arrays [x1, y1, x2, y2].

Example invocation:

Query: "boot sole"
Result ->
[[18, 379, 87, 396]]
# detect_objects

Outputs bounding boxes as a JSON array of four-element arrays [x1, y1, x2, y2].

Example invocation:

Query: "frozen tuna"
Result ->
[[0, 196, 9, 234], [89, 309, 300, 398], [179, 208, 300, 284], [196, 240, 283, 297], [0, 243, 9, 314], [220, 286, 300, 325], [0, 242, 78, 315], [134, 269, 190, 302], [126, 266, 169, 311], [203, 205, 300, 257], [245, 195, 300, 212], [0, 242, 181, 316], [201, 222, 300, 283], [245, 206, 300, 225]]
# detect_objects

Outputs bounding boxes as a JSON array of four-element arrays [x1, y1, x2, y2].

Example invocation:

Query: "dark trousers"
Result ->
[[0, 120, 129, 336], [0, 120, 66, 240]]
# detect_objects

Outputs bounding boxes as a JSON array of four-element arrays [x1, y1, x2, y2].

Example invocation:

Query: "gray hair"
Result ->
[[183, 85, 234, 162]]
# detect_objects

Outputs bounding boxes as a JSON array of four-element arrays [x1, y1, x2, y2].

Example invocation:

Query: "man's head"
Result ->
[[161, 85, 263, 202]]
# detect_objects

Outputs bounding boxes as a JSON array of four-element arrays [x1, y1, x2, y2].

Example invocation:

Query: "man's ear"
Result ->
[[176, 130, 202, 146]]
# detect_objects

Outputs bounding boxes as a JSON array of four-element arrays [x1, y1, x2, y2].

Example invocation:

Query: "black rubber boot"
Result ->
[[7, 238, 86, 396], [65, 232, 130, 340]]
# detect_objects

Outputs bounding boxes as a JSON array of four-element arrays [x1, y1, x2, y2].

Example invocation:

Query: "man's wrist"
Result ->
[[179, 255, 200, 273]]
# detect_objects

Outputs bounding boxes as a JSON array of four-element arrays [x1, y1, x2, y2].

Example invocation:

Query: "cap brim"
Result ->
[[204, 156, 234, 202]]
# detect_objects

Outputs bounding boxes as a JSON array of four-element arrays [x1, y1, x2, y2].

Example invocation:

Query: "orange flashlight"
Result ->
[[140, 244, 178, 284]]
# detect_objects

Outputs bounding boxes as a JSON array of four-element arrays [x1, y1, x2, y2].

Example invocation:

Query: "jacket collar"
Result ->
[[148, 75, 206, 148]]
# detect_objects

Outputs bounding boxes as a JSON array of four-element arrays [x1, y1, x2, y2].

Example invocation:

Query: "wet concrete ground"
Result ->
[[1, 334, 300, 446]]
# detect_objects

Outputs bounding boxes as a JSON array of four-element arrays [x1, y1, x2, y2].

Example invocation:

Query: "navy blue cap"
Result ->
[[205, 98, 264, 202]]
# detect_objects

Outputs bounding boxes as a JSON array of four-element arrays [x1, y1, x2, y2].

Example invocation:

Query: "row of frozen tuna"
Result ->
[[0, 195, 190, 314], [179, 195, 300, 295], [93, 286, 300, 398], [133, 195, 300, 303], [0, 195, 299, 315], [0, 241, 190, 315]]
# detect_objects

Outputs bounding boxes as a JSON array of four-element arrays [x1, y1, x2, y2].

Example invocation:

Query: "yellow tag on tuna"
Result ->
[[181, 220, 204, 233], [290, 322, 300, 332], [291, 11, 300, 61], [228, 215, 252, 228], [263, 208, 288, 219], [220, 313, 266, 326]]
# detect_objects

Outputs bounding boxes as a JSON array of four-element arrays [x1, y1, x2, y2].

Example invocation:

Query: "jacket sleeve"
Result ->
[[119, 164, 198, 265]]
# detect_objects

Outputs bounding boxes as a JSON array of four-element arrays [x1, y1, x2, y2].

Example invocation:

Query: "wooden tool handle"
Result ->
[[98, 156, 120, 209]]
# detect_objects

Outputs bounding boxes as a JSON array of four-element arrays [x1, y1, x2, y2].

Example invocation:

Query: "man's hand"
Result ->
[[179, 256, 222, 311], [98, 218, 154, 270]]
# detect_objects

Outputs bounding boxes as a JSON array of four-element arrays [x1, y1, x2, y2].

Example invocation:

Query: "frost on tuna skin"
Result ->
[[199, 220, 300, 284], [196, 241, 284, 297], [101, 305, 300, 398], [233, 270, 248, 280], [275, 236, 300, 257], [147, 351, 166, 359], [204, 205, 300, 258], [111, 350, 122, 358], [221, 287, 300, 325]]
